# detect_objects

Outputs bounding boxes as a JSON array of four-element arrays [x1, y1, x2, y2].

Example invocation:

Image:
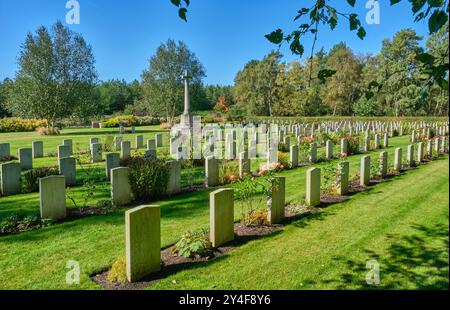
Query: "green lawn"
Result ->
[[0, 130, 448, 290]]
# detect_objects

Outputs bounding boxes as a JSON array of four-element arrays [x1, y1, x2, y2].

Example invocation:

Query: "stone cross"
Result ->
[[180, 70, 192, 129]]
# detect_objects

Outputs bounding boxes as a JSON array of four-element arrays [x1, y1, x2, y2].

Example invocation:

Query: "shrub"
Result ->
[[36, 127, 60, 136], [277, 151, 289, 169], [107, 257, 127, 283], [0, 213, 52, 236], [124, 157, 170, 200], [102, 136, 114, 152], [242, 209, 269, 226], [0, 118, 48, 133], [278, 142, 290, 152], [102, 115, 161, 128], [347, 136, 360, 155], [22, 166, 59, 193], [219, 160, 240, 184], [174, 229, 213, 258], [235, 173, 278, 226]]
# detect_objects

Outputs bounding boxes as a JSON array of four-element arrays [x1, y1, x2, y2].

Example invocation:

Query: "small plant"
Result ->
[[67, 153, 98, 209], [370, 162, 381, 180], [107, 257, 127, 283], [235, 172, 278, 226], [36, 127, 60, 136], [321, 162, 335, 194], [0, 213, 52, 236], [124, 157, 170, 200], [219, 160, 240, 184], [174, 229, 213, 258], [277, 151, 289, 169], [22, 166, 59, 193], [242, 209, 269, 226], [102, 136, 114, 152]]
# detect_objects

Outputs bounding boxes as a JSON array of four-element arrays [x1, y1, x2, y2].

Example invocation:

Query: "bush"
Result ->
[[36, 127, 60, 136], [102, 136, 114, 152], [107, 257, 127, 283], [219, 160, 240, 184], [102, 115, 160, 128], [0, 213, 52, 236], [347, 136, 360, 155], [124, 157, 170, 200], [242, 209, 269, 226], [174, 229, 213, 258], [22, 166, 59, 193], [0, 118, 48, 133]]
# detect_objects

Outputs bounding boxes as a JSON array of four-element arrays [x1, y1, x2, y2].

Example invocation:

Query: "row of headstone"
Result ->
[[124, 176, 286, 282]]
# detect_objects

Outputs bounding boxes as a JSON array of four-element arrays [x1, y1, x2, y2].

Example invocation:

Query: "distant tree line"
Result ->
[[233, 26, 449, 117], [0, 22, 448, 124]]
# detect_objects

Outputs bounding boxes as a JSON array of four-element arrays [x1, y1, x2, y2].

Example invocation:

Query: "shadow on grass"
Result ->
[[318, 222, 449, 290]]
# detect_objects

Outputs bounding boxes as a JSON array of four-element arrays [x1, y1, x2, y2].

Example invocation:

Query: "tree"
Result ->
[[213, 95, 231, 113], [367, 29, 424, 116], [0, 79, 13, 118], [97, 79, 141, 114], [234, 52, 282, 116], [204, 85, 234, 109], [139, 39, 206, 124], [5, 21, 98, 125], [423, 22, 449, 115], [321, 44, 362, 115]]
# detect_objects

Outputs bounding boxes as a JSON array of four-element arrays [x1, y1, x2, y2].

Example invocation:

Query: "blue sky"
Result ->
[[0, 0, 431, 85]]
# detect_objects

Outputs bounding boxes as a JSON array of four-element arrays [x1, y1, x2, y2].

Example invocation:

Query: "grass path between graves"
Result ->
[[0, 135, 448, 289], [150, 157, 449, 290]]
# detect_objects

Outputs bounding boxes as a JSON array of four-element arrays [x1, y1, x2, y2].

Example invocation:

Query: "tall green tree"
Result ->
[[321, 44, 362, 115], [5, 21, 98, 125], [369, 29, 424, 116], [140, 39, 206, 124], [234, 52, 282, 116], [97, 79, 141, 114]]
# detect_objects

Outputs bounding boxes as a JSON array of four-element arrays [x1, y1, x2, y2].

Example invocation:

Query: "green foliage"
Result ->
[[0, 118, 48, 133], [101, 115, 160, 128], [234, 52, 282, 116], [174, 229, 213, 258], [125, 157, 170, 200], [139, 39, 206, 124], [107, 257, 127, 283], [96, 79, 141, 114], [5, 22, 98, 125], [0, 213, 52, 236], [22, 166, 59, 193], [235, 173, 278, 226]]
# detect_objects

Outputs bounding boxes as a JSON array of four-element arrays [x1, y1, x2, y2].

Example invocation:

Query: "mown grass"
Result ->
[[0, 131, 448, 289]]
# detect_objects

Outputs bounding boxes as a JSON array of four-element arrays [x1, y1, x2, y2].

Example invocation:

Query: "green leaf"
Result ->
[[390, 0, 402, 5], [178, 8, 188, 22], [428, 10, 448, 33], [357, 27, 366, 40], [365, 91, 375, 100], [171, 0, 181, 7], [411, 0, 427, 13], [183, 0, 190, 6], [415, 52, 436, 65], [318, 69, 337, 83], [290, 37, 304, 55], [265, 29, 284, 44], [347, 0, 356, 7], [427, 0, 444, 8], [349, 14, 360, 31]]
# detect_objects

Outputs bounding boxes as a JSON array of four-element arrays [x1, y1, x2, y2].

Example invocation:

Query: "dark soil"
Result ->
[[65, 207, 112, 220]]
